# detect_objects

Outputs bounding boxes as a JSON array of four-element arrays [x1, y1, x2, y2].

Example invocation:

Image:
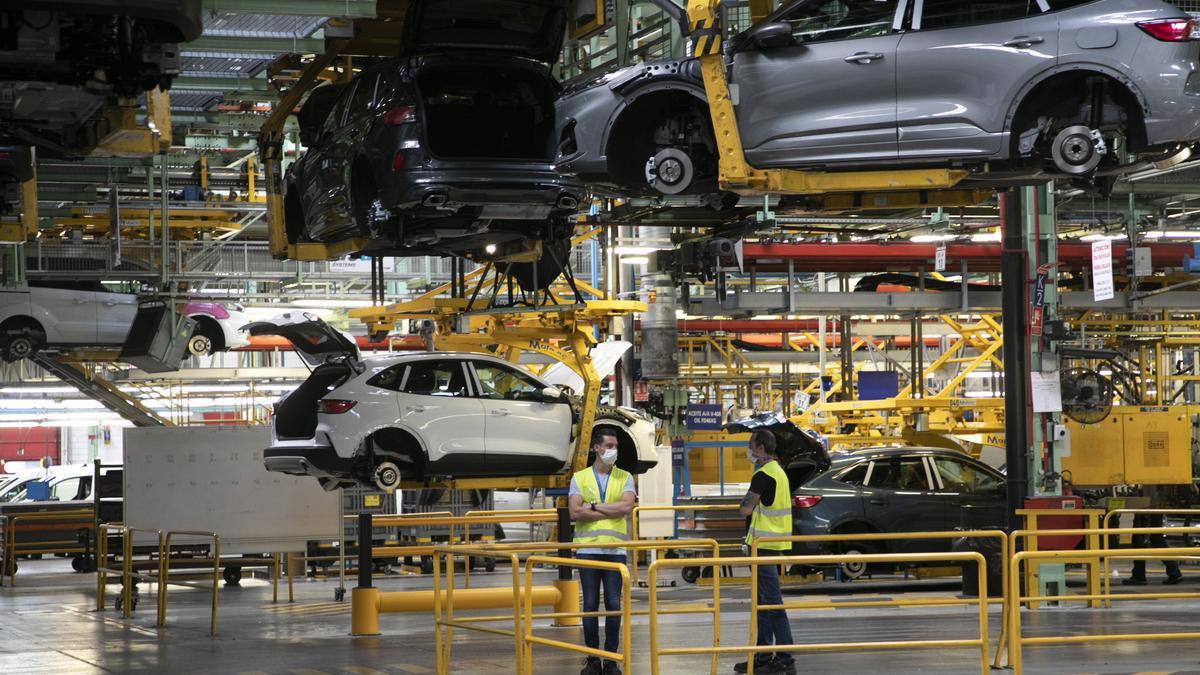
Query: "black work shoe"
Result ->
[[755, 660, 797, 675], [1122, 576, 1148, 586], [581, 658, 602, 675], [602, 660, 622, 675], [734, 659, 777, 674], [1164, 575, 1184, 585]]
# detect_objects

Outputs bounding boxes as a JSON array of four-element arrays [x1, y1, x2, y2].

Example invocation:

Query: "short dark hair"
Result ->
[[591, 428, 618, 449], [750, 429, 777, 455]]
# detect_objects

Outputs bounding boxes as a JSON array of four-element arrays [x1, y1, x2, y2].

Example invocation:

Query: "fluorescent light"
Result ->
[[1145, 231, 1200, 239], [1079, 233, 1128, 242], [0, 386, 78, 395], [910, 234, 956, 243], [970, 232, 1001, 242], [620, 256, 650, 265], [288, 299, 377, 309]]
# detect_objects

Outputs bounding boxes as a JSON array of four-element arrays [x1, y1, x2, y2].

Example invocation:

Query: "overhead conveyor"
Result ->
[[29, 354, 173, 427]]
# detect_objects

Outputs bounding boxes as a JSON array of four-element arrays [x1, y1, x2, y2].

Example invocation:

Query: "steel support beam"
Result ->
[[183, 36, 326, 56], [201, 0, 377, 17], [1000, 189, 1028, 531]]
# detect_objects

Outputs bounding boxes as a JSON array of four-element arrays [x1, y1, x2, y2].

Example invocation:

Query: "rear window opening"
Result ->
[[275, 363, 353, 439], [416, 64, 556, 162]]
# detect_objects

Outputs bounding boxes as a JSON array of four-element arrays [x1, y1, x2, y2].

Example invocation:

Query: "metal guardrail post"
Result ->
[[357, 512, 372, 590], [556, 506, 572, 581]]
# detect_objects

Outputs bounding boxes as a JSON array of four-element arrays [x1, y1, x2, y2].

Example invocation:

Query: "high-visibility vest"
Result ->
[[573, 466, 632, 545], [744, 459, 792, 550]]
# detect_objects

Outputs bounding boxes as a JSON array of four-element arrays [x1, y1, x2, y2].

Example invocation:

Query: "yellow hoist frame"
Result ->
[[687, 0, 981, 200], [350, 295, 645, 490]]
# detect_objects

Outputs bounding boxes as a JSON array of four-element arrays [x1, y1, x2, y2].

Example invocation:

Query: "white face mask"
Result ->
[[600, 449, 618, 465], [746, 448, 759, 464]]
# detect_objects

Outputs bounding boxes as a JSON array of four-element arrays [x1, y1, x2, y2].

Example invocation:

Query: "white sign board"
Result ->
[[935, 245, 947, 272], [1133, 247, 1152, 277], [124, 427, 340, 553], [1030, 371, 1064, 413], [1091, 239, 1114, 301]]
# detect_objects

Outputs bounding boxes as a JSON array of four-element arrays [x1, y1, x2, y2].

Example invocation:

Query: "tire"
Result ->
[[484, 559, 496, 573], [681, 566, 700, 584], [836, 543, 874, 581], [3, 328, 43, 362], [223, 566, 242, 586], [71, 556, 87, 573], [420, 556, 434, 575]]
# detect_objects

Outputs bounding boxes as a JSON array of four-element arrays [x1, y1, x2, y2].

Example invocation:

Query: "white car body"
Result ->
[[0, 283, 138, 360], [181, 301, 251, 354], [248, 312, 657, 490]]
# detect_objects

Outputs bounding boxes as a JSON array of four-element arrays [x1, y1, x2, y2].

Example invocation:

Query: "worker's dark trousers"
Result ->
[[755, 549, 795, 666], [577, 553, 626, 656], [1131, 514, 1181, 579]]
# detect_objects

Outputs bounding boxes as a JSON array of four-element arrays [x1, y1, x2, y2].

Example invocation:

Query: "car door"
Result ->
[[732, 0, 905, 167], [469, 360, 572, 475], [930, 454, 1008, 529], [859, 454, 945, 551], [30, 285, 96, 344], [896, 0, 1056, 159], [94, 290, 138, 345], [395, 358, 488, 474]]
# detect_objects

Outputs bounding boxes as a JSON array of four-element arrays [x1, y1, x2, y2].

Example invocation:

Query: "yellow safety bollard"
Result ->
[[351, 587, 381, 636], [552, 578, 581, 627]]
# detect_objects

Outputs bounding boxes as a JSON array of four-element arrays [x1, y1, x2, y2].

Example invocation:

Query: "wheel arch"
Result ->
[[601, 82, 712, 187], [187, 314, 226, 352], [0, 314, 46, 337], [364, 425, 428, 477], [1006, 64, 1151, 153]]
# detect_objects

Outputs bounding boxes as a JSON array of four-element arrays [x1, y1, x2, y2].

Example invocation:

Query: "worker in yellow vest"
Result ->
[[569, 428, 636, 675], [735, 429, 795, 675]]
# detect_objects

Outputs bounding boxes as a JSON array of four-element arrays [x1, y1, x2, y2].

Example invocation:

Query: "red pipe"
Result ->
[[741, 242, 1192, 273]]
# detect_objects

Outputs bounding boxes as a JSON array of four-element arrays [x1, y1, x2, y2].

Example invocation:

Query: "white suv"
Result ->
[[248, 313, 658, 491], [0, 283, 139, 361]]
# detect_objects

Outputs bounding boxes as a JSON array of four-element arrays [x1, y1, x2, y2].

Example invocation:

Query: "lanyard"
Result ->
[[594, 467, 609, 502]]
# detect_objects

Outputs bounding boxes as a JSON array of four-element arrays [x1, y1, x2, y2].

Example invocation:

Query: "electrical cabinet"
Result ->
[[1062, 407, 1192, 486]]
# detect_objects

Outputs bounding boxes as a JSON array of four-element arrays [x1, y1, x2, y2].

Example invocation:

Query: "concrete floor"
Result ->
[[4, 557, 1200, 674]]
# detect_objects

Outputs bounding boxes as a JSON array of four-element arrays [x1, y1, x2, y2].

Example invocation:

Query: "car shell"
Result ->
[[182, 302, 251, 351]]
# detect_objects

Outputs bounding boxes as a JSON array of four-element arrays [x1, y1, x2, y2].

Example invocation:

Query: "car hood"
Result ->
[[726, 412, 831, 474], [242, 312, 361, 368], [539, 340, 631, 393], [403, 0, 566, 64]]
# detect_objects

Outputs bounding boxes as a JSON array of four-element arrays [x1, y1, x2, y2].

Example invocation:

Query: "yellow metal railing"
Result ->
[[649, 551, 990, 675], [161, 530, 221, 637], [3, 508, 96, 585], [1008, 544, 1200, 674], [95, 524, 165, 620], [630, 503, 743, 583], [1100, 508, 1200, 606], [524, 554, 630, 675], [431, 539, 722, 675]]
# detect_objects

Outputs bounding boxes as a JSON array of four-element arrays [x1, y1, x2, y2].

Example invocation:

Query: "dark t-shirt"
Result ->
[[745, 470, 777, 529]]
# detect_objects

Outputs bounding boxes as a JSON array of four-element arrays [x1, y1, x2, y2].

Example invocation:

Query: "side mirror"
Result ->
[[751, 22, 795, 49], [541, 386, 564, 402]]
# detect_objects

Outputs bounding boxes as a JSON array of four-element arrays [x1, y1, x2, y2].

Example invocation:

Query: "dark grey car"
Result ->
[[557, 0, 1200, 196], [790, 447, 1007, 577], [283, 0, 585, 263]]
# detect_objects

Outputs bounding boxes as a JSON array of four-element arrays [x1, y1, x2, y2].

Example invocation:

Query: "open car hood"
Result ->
[[726, 412, 831, 475], [242, 312, 360, 367], [403, 0, 566, 64]]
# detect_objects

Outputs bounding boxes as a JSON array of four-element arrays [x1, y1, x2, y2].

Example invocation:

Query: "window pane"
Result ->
[[473, 363, 543, 400], [367, 365, 406, 391], [52, 478, 80, 501], [934, 457, 1001, 493], [782, 0, 899, 44], [837, 463, 869, 486], [400, 361, 469, 397], [869, 457, 929, 489], [919, 0, 1038, 30]]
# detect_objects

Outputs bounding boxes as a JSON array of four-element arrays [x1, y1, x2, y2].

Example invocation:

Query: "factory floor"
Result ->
[[3, 557, 1200, 674]]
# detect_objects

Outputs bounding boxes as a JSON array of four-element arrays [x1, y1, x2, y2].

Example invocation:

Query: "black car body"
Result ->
[[0, 1, 202, 159], [283, 0, 584, 258]]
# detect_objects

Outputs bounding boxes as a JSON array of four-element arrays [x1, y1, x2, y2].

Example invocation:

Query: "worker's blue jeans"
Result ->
[[577, 553, 626, 656], [755, 549, 795, 666]]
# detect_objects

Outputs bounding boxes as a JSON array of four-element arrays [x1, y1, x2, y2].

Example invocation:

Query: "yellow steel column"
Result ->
[[552, 578, 581, 627], [351, 587, 381, 635]]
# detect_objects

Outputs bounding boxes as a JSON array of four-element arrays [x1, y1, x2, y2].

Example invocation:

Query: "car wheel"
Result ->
[[187, 333, 212, 356], [3, 328, 44, 362], [645, 147, 695, 195], [223, 566, 243, 586], [680, 566, 700, 584], [837, 543, 873, 581], [373, 461, 403, 493], [1050, 125, 1104, 175]]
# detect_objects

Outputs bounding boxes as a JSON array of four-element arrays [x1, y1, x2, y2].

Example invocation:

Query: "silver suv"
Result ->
[[556, 0, 1200, 195]]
